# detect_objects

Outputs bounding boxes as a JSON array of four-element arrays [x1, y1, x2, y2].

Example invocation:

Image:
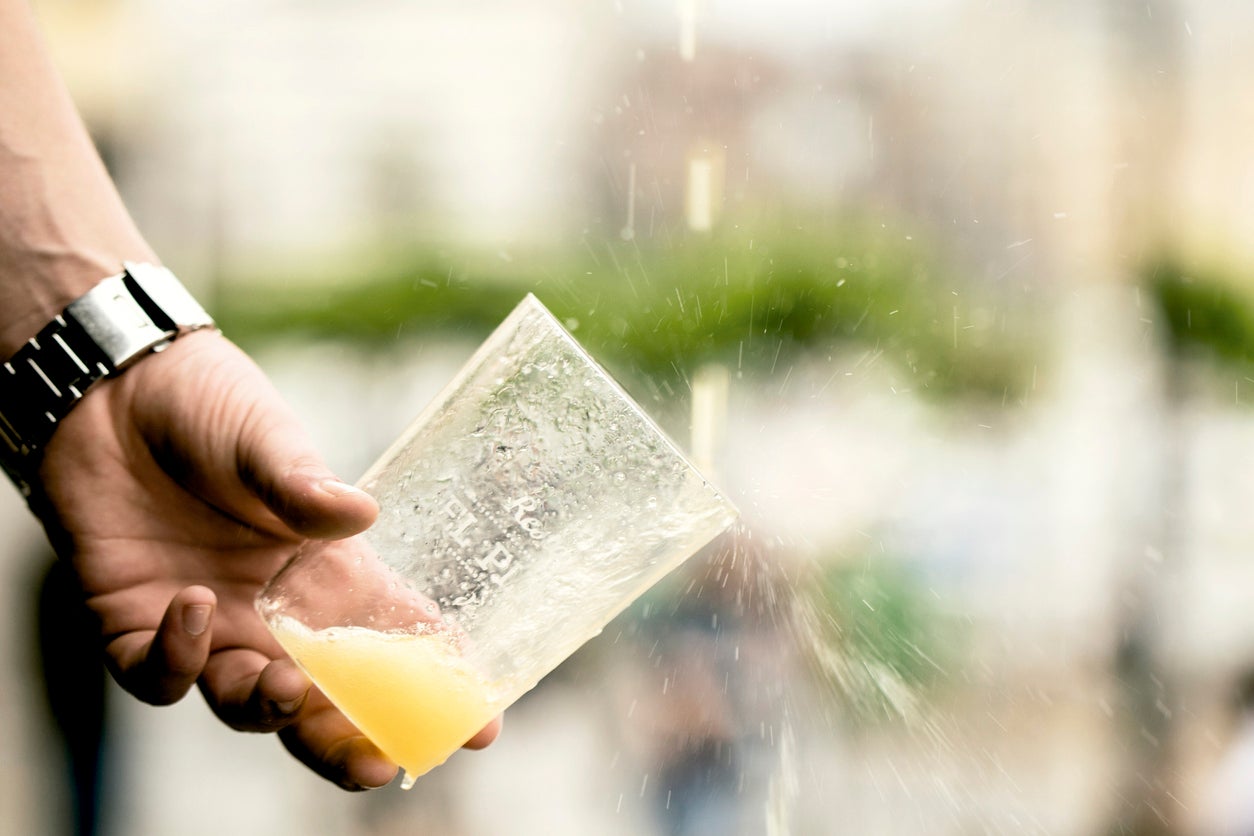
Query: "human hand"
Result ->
[[27, 329, 500, 789]]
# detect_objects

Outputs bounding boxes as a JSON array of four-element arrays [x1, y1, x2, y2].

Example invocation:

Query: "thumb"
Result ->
[[237, 413, 378, 539]]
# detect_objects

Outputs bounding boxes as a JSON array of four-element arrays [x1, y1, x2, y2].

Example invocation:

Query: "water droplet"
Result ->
[[613, 471, 627, 484]]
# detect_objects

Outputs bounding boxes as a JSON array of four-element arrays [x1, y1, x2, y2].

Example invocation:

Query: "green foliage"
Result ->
[[809, 559, 951, 696], [214, 257, 523, 344], [216, 220, 1036, 400], [1148, 257, 1254, 365]]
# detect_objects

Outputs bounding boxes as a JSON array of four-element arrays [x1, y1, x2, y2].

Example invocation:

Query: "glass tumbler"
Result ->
[[256, 294, 738, 787]]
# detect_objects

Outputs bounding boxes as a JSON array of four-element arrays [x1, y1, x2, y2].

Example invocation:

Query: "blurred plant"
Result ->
[[1148, 256, 1254, 371], [1133, 253, 1247, 836], [795, 556, 956, 727], [215, 214, 1037, 402]]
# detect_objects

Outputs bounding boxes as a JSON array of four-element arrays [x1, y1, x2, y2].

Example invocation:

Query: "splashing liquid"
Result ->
[[267, 617, 509, 788], [663, 521, 952, 834]]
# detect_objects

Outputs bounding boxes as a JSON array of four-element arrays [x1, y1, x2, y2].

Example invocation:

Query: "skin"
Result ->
[[2, 0, 498, 789]]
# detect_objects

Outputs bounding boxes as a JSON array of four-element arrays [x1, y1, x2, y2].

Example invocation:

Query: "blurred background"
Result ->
[[6, 0, 1254, 833]]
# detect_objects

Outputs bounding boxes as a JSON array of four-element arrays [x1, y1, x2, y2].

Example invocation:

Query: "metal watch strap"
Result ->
[[0, 262, 215, 496]]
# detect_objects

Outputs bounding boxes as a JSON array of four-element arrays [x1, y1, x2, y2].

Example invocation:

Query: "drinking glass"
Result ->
[[256, 294, 738, 786]]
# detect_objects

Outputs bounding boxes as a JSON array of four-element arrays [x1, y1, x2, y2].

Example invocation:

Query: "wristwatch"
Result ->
[[0, 262, 216, 496]]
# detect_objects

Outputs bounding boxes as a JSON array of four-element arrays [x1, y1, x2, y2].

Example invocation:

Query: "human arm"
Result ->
[[0, 0, 497, 789]]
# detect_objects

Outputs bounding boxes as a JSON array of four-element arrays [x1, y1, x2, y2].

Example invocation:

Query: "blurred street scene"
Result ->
[[7, 0, 1254, 833]]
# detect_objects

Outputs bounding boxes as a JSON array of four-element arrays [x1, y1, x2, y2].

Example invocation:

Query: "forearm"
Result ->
[[0, 0, 155, 356]]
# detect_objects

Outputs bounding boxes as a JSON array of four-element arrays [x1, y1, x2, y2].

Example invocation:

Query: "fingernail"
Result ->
[[183, 604, 212, 637], [320, 478, 364, 497]]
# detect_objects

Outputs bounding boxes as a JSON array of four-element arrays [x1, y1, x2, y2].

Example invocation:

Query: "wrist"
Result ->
[[0, 261, 214, 497]]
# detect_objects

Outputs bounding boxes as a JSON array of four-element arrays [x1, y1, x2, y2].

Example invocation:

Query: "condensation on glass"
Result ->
[[256, 294, 737, 785]]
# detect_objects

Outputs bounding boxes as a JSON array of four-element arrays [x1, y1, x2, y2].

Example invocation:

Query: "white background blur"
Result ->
[[6, 1, 1254, 834]]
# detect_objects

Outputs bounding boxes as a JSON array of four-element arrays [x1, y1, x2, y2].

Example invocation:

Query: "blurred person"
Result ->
[[613, 529, 797, 836], [0, 0, 497, 795]]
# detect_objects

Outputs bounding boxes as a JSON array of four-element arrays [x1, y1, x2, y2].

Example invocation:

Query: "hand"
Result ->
[[27, 330, 500, 789]]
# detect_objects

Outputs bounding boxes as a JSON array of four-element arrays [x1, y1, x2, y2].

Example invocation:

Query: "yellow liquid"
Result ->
[[268, 618, 508, 787]]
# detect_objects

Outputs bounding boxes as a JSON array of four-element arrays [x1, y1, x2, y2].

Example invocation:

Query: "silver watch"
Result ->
[[0, 262, 216, 496]]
